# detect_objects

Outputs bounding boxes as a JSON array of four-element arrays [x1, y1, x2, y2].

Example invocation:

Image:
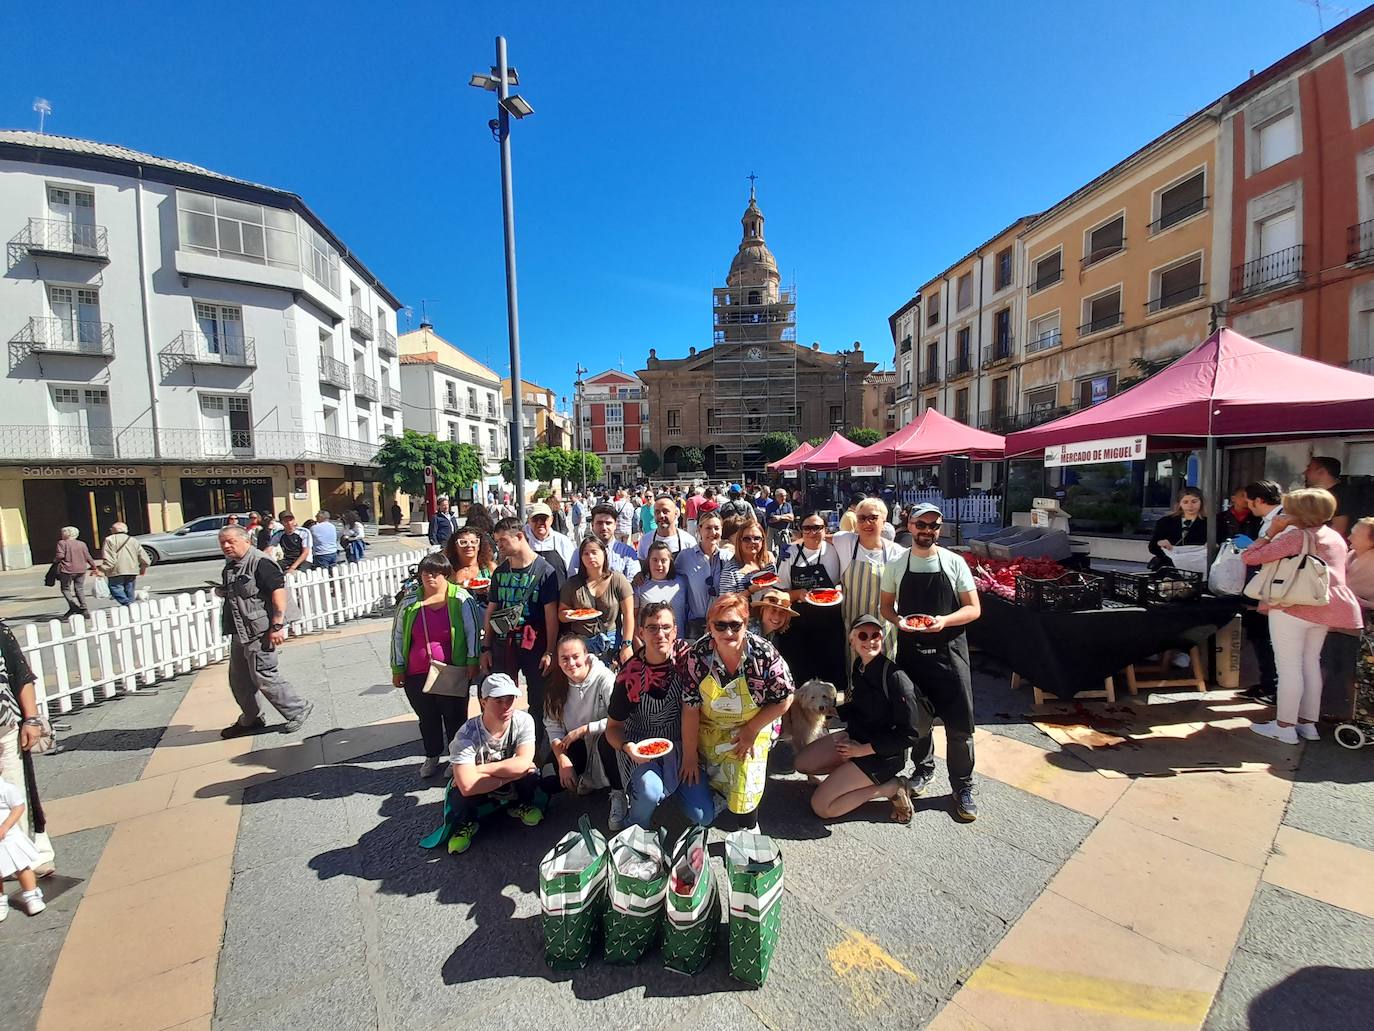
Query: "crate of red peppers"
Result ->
[[963, 555, 1072, 602], [1014, 571, 1104, 612]]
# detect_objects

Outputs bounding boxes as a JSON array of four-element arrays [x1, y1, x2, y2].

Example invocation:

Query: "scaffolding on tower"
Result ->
[[709, 282, 798, 476]]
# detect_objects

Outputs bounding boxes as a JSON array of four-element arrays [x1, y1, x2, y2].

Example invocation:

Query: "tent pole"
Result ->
[[1204, 435, 1218, 564]]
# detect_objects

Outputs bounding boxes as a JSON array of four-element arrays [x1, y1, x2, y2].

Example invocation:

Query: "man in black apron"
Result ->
[[879, 503, 982, 822], [777, 513, 847, 690]]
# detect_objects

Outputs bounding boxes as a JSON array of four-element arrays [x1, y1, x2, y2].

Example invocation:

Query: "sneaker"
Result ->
[[1250, 721, 1299, 745], [952, 787, 979, 823], [1296, 723, 1321, 742], [0, 895, 8, 921], [1170, 651, 1192, 669], [447, 822, 478, 854], [1241, 684, 1276, 699], [19, 889, 45, 916], [890, 784, 914, 825], [608, 791, 628, 833], [419, 756, 442, 779], [509, 804, 544, 827], [220, 717, 266, 739], [901, 770, 934, 797], [282, 701, 314, 735]]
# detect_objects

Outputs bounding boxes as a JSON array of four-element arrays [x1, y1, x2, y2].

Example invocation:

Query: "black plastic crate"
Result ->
[[1014, 571, 1104, 612], [1106, 568, 1203, 606]]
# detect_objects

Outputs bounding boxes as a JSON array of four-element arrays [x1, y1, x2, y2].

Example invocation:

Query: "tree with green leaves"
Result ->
[[678, 446, 704, 472], [638, 447, 661, 475], [807, 435, 827, 447], [756, 431, 799, 464], [374, 430, 483, 498], [844, 427, 883, 447]]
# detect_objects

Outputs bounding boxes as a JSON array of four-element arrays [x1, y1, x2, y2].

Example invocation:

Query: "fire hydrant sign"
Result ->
[[1043, 435, 1147, 467]]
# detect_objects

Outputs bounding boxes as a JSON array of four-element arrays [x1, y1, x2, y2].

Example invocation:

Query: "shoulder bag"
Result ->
[[1244, 529, 1330, 608], [489, 565, 546, 638], [417, 602, 471, 697]]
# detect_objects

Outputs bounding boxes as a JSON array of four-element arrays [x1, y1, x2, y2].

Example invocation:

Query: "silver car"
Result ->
[[136, 513, 255, 565]]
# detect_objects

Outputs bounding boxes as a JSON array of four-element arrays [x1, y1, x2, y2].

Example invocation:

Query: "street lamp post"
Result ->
[[471, 37, 534, 521], [574, 364, 588, 490]]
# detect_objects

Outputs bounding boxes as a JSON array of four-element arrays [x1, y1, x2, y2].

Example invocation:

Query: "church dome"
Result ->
[[727, 192, 779, 288]]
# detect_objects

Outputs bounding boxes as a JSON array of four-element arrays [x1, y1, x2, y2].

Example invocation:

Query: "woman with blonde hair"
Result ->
[[1242, 487, 1362, 744]]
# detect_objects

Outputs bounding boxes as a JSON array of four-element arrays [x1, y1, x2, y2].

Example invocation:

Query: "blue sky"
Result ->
[[0, 0, 1350, 407]]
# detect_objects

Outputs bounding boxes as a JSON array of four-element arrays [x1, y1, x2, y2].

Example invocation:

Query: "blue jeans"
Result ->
[[108, 575, 137, 605], [314, 553, 338, 570], [626, 747, 715, 829]]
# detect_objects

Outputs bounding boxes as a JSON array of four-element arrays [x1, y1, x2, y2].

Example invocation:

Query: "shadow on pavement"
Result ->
[[1247, 965, 1374, 1030]]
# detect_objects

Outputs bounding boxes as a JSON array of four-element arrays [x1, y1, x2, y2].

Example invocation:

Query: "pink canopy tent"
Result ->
[[792, 431, 862, 471], [846, 408, 1006, 466], [1005, 327, 1374, 457], [766, 439, 814, 470]]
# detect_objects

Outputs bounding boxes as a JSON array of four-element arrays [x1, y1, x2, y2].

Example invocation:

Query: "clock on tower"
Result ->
[[745, 346, 765, 361]]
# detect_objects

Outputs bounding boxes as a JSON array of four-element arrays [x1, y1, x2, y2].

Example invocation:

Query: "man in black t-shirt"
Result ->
[[480, 517, 561, 757], [274, 511, 312, 573]]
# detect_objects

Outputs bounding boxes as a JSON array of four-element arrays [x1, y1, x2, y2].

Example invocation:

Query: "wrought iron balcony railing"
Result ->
[[0, 425, 381, 464], [946, 354, 974, 380], [918, 365, 942, 388], [1346, 357, 1374, 376], [1025, 330, 1062, 354], [1146, 282, 1205, 314], [348, 305, 375, 341], [12, 218, 109, 262], [1348, 220, 1374, 264], [896, 380, 913, 401], [1030, 268, 1063, 294], [1081, 239, 1125, 270], [378, 328, 397, 356], [982, 339, 1013, 368], [1078, 311, 1124, 336], [1231, 245, 1304, 298], [383, 385, 402, 409], [160, 330, 256, 368], [17, 316, 114, 356], [978, 408, 1011, 432], [1148, 195, 1209, 235], [354, 372, 379, 401], [319, 354, 351, 390]]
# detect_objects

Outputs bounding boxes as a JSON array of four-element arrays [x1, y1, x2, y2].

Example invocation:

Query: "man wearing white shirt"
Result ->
[[677, 509, 732, 638], [637, 495, 697, 560], [1241, 479, 1284, 703], [611, 489, 636, 542], [569, 503, 641, 581], [524, 502, 575, 586]]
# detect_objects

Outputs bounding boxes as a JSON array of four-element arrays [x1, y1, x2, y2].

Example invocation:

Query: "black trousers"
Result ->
[[908, 646, 976, 793], [448, 771, 546, 824], [1242, 606, 1278, 691], [557, 735, 623, 790], [403, 673, 468, 759], [494, 636, 549, 756]]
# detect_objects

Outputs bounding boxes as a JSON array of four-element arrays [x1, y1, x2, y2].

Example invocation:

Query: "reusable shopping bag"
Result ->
[[724, 829, 784, 987], [1168, 544, 1209, 576], [662, 825, 720, 975], [1244, 530, 1330, 608], [602, 825, 669, 965], [539, 814, 609, 970], [1207, 540, 1247, 597]]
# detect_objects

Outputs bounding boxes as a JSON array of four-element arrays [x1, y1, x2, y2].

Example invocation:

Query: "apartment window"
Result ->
[[1358, 66, 1374, 125], [923, 342, 939, 381], [924, 396, 937, 411], [1031, 250, 1062, 292], [899, 334, 912, 354], [194, 302, 244, 356], [489, 428, 499, 454], [1153, 172, 1206, 233], [829, 405, 842, 425], [470, 425, 480, 446], [926, 293, 940, 326], [667, 409, 681, 430], [1236, 208, 1302, 295], [467, 386, 478, 408], [993, 308, 1011, 350], [1027, 313, 1061, 353], [1077, 373, 1118, 408], [956, 327, 971, 363], [444, 383, 458, 409], [605, 403, 623, 424], [448, 423, 460, 443], [1083, 215, 1125, 267], [177, 190, 297, 270], [706, 408, 720, 432], [995, 248, 1013, 290], [956, 273, 972, 311], [299, 222, 341, 293], [954, 388, 969, 424], [1256, 110, 1298, 170], [1025, 386, 1058, 412], [47, 285, 101, 345], [606, 426, 624, 452], [1149, 255, 1204, 313], [1080, 288, 1123, 336], [199, 394, 252, 453]]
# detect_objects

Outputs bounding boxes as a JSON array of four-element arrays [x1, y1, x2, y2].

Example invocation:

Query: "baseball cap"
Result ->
[[849, 613, 884, 632], [907, 502, 943, 521], [728, 483, 742, 494], [479, 673, 520, 699], [527, 502, 552, 519]]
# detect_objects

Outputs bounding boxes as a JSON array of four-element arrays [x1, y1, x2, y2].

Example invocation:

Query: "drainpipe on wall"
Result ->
[[134, 167, 170, 530], [973, 250, 985, 436]]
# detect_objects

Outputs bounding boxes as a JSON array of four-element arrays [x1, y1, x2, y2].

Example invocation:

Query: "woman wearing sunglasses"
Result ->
[[775, 512, 848, 690], [718, 520, 777, 597], [681, 593, 795, 830], [795, 614, 932, 824]]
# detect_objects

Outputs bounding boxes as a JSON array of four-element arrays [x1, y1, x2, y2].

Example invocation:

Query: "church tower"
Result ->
[[709, 184, 798, 476]]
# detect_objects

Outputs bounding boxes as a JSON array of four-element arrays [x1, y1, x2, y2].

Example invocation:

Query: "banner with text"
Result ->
[[1043, 435, 1147, 468]]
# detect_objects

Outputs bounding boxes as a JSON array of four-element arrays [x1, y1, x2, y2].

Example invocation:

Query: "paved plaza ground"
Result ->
[[2, 616, 1372, 1030]]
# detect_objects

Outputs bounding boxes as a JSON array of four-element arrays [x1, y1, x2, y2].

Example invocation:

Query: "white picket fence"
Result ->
[[897, 489, 1002, 525], [20, 547, 431, 720]]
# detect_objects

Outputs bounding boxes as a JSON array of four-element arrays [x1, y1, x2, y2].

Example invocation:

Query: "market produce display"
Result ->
[[962, 555, 1068, 600]]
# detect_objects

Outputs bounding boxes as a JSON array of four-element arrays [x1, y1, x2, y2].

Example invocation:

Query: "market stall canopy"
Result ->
[[1005, 328, 1374, 456], [766, 440, 814, 470], [846, 408, 1006, 467], [793, 432, 863, 471]]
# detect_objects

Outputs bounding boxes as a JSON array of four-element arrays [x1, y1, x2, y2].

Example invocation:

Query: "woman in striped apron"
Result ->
[[835, 498, 907, 667]]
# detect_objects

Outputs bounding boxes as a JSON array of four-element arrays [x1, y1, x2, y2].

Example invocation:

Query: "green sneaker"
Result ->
[[447, 822, 478, 854], [509, 804, 544, 827]]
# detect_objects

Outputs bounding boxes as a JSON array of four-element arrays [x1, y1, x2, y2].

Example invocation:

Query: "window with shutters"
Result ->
[[1082, 215, 1125, 268], [1031, 249, 1062, 292]]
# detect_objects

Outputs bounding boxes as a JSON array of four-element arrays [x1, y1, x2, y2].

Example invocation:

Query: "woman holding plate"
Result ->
[[717, 520, 777, 597], [445, 526, 495, 594], [776, 512, 848, 690], [832, 498, 906, 665], [560, 536, 635, 665]]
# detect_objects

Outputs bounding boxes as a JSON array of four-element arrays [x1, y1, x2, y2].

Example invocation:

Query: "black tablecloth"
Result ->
[[967, 595, 1242, 697]]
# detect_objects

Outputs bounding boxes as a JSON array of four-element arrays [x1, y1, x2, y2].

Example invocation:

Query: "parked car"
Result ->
[[136, 514, 254, 565]]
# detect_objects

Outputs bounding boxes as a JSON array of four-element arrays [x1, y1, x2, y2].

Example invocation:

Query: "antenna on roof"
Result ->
[[1297, 0, 1349, 31], [33, 98, 51, 134], [416, 299, 439, 331]]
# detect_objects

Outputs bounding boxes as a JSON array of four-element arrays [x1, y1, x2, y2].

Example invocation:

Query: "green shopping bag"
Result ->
[[662, 825, 720, 976], [539, 814, 609, 970], [725, 830, 784, 987], [602, 826, 669, 965]]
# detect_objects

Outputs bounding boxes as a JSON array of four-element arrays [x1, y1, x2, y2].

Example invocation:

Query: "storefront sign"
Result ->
[[180, 466, 270, 477], [184, 476, 273, 487], [1043, 435, 1147, 468], [782, 470, 798, 479], [23, 466, 141, 478], [850, 466, 883, 477], [76, 478, 144, 488]]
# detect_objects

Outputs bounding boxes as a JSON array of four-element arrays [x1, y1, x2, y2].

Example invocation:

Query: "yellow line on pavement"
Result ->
[[965, 960, 1213, 1026]]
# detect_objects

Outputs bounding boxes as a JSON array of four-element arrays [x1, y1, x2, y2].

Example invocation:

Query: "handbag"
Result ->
[[1244, 529, 1331, 608], [489, 568, 544, 638], [418, 603, 470, 697], [43, 561, 59, 588]]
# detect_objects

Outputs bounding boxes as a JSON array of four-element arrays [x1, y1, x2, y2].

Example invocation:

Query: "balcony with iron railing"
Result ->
[[354, 372, 379, 401], [899, 336, 912, 355], [896, 380, 913, 401], [348, 305, 375, 341], [1001, 403, 1082, 432], [978, 408, 1011, 432], [378, 328, 397, 356], [383, 385, 402, 409], [1231, 245, 1304, 298], [442, 397, 464, 416], [11, 218, 109, 262], [1025, 329, 1062, 355], [319, 354, 351, 390], [1146, 282, 1205, 315], [1147, 195, 1209, 235], [1081, 239, 1125, 270], [1348, 220, 1374, 264], [1029, 268, 1063, 294], [982, 338, 1013, 368], [946, 353, 974, 381], [160, 330, 256, 368], [15, 316, 114, 357], [1078, 310, 1124, 337], [0, 425, 381, 464], [1347, 357, 1374, 376], [918, 365, 942, 389], [485, 402, 500, 420]]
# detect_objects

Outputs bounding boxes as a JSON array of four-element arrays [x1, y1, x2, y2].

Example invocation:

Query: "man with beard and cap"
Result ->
[[879, 502, 982, 823]]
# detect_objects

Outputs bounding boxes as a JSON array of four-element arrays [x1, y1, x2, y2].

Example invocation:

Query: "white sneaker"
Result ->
[[1251, 721, 1300, 745], [419, 756, 441, 779], [19, 889, 44, 916], [1171, 651, 1193, 669], [0, 895, 9, 921], [1296, 723, 1321, 742], [608, 790, 628, 833]]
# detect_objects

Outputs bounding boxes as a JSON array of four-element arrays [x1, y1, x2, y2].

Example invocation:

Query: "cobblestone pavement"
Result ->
[[3, 621, 1371, 1031]]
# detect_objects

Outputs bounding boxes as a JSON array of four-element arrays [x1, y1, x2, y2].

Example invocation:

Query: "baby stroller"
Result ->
[[1334, 630, 1374, 749]]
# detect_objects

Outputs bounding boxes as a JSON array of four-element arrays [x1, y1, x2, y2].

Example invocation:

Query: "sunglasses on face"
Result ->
[[858, 514, 881, 523], [853, 629, 882, 642], [713, 620, 745, 633], [911, 520, 942, 531], [802, 524, 825, 533]]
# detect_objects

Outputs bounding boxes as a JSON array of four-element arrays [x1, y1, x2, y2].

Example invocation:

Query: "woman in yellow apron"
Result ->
[[681, 593, 795, 829], [837, 498, 906, 666]]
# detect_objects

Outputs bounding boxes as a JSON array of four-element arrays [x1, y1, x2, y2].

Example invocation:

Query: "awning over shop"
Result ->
[[766, 440, 814, 470], [788, 432, 862, 472], [846, 408, 1006, 467]]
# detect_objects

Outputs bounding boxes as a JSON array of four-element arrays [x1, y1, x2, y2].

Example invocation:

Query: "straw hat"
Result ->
[[752, 589, 795, 619]]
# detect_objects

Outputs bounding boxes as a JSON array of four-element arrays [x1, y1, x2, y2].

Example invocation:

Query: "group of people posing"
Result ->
[[390, 491, 983, 854]]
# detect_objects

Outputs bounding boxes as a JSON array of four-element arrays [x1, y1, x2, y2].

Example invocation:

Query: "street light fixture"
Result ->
[[470, 36, 533, 521]]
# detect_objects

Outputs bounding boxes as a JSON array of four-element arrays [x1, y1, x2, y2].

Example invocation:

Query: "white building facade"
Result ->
[[0, 131, 402, 568]]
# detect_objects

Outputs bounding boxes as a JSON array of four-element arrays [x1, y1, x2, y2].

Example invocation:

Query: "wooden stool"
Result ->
[[1122, 646, 1207, 695], [1012, 671, 1116, 706]]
